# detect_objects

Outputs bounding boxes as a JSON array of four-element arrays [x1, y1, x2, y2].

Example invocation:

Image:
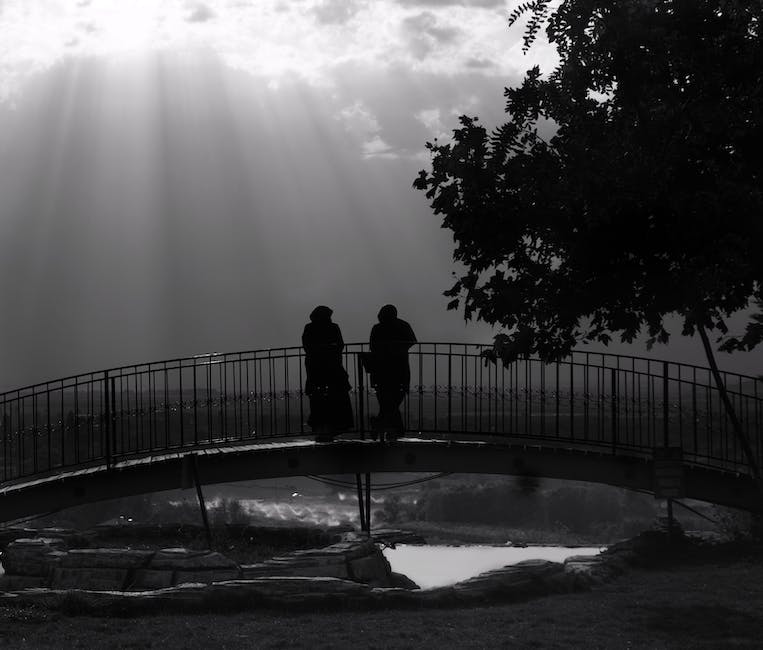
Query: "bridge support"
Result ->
[[365, 472, 371, 535], [355, 357, 372, 536], [667, 497, 674, 544], [182, 454, 213, 550], [355, 473, 366, 531], [355, 472, 372, 536]]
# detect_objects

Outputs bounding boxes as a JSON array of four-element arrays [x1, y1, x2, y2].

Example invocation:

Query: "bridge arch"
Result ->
[[1, 343, 761, 521]]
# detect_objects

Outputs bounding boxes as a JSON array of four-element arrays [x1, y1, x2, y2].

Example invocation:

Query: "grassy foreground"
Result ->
[[1, 549, 762, 648]]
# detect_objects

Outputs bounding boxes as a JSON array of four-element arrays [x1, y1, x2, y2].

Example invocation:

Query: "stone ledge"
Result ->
[[2, 531, 691, 613], [0, 549, 620, 613], [149, 549, 239, 571], [52, 567, 130, 591], [62, 549, 155, 570], [0, 537, 397, 593], [1, 538, 68, 576]]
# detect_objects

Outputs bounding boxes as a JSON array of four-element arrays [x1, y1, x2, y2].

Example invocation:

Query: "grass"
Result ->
[[1, 551, 762, 648]]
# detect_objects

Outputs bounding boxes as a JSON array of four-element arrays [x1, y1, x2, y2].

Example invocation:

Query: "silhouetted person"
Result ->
[[368, 304, 417, 441], [302, 306, 354, 441]]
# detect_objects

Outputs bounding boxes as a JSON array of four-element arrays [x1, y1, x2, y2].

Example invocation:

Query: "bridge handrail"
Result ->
[[2, 342, 761, 399], [0, 340, 761, 490]]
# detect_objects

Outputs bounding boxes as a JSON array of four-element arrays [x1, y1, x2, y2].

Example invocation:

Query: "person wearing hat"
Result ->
[[302, 306, 354, 441]]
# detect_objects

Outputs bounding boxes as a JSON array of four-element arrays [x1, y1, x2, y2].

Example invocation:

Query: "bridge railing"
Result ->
[[0, 343, 761, 485]]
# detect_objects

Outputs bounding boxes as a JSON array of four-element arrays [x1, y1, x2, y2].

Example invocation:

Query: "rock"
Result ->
[[291, 563, 349, 579], [125, 569, 175, 592], [1, 538, 67, 576], [348, 552, 391, 584], [0, 542, 631, 611], [236, 576, 369, 598], [452, 559, 565, 601], [389, 572, 419, 590], [36, 528, 84, 546], [0, 575, 49, 591], [51, 567, 129, 591], [174, 568, 242, 585], [0, 528, 37, 548], [241, 554, 350, 579], [564, 558, 601, 586], [240, 540, 392, 584], [289, 547, 350, 558], [149, 549, 239, 571], [370, 529, 427, 546], [61, 549, 155, 569]]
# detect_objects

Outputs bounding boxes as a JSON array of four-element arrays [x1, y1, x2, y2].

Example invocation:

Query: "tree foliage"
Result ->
[[414, 0, 763, 363]]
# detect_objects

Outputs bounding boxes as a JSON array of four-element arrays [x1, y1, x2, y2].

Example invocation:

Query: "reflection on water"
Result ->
[[228, 496, 374, 528], [383, 544, 604, 589]]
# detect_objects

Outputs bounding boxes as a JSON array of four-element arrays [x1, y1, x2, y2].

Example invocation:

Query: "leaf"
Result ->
[[413, 0, 763, 363]]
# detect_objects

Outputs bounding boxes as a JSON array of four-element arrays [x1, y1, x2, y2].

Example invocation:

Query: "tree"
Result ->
[[414, 1, 762, 474]]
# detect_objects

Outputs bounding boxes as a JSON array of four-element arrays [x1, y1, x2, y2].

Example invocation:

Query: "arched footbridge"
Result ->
[[1, 343, 761, 523]]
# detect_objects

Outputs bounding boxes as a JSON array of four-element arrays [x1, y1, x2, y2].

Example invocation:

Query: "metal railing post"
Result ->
[[611, 367, 618, 454], [662, 361, 674, 542], [104, 372, 112, 470], [447, 345, 452, 433], [663, 361, 669, 448], [110, 376, 117, 466]]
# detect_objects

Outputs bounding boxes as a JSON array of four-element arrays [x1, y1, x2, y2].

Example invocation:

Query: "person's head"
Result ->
[[310, 305, 333, 323], [377, 304, 398, 323]]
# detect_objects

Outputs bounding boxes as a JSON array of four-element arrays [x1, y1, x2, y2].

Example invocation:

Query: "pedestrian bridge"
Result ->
[[1, 343, 761, 522]]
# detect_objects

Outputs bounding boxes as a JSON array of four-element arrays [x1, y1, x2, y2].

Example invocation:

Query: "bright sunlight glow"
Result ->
[[0, 0, 545, 103]]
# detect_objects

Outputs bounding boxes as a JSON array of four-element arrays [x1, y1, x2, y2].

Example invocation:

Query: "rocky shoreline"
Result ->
[[0, 524, 681, 614]]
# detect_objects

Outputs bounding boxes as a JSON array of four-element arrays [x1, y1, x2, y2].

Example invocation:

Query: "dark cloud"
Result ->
[[311, 0, 363, 25], [401, 12, 461, 59], [465, 57, 495, 69], [402, 12, 460, 44], [186, 3, 215, 23]]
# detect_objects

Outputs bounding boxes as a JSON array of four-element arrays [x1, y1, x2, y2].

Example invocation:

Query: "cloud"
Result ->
[[361, 135, 397, 158], [311, 0, 363, 25], [465, 56, 494, 69], [396, 0, 505, 6], [185, 3, 215, 23], [339, 100, 381, 133], [0, 0, 539, 103], [401, 11, 461, 60], [402, 12, 460, 44], [77, 21, 98, 34], [415, 107, 450, 141], [338, 100, 399, 158]]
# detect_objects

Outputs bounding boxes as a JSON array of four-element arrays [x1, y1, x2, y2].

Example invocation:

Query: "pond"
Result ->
[[383, 544, 604, 589]]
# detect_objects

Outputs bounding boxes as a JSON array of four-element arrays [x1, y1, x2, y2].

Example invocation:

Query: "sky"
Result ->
[[0, 0, 759, 390]]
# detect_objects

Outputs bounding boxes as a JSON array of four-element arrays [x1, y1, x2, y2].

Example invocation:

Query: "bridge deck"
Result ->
[[1, 436, 759, 523]]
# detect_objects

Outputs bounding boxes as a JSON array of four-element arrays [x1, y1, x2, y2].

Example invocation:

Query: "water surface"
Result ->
[[383, 544, 603, 589]]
